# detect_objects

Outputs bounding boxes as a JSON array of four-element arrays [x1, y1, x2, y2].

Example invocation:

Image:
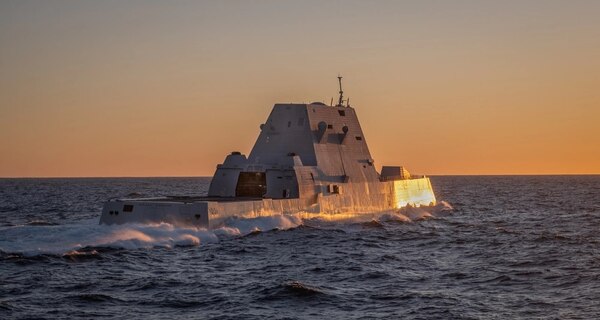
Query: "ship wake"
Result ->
[[0, 215, 303, 256], [0, 202, 452, 257]]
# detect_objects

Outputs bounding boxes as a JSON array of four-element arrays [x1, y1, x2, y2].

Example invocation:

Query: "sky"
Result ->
[[1, 0, 599, 177]]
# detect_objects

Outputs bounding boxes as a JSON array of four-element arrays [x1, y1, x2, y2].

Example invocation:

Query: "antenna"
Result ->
[[337, 75, 344, 107]]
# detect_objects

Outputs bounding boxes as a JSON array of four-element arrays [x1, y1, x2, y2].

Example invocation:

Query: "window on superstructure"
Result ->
[[332, 185, 340, 194], [338, 110, 345, 116], [355, 136, 362, 141]]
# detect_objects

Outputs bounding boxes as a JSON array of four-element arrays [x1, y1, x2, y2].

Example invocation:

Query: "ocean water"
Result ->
[[1, 176, 599, 319]]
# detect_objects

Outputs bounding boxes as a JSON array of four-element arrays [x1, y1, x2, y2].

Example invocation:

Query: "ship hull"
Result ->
[[99, 177, 436, 229]]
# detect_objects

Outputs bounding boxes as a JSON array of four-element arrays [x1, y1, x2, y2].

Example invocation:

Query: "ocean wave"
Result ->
[[282, 280, 325, 296], [68, 293, 123, 303], [62, 249, 102, 262]]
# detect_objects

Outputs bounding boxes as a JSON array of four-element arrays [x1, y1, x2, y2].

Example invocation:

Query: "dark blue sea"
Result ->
[[1, 176, 599, 319]]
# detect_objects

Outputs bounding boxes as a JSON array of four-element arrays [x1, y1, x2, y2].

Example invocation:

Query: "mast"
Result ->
[[337, 75, 344, 107]]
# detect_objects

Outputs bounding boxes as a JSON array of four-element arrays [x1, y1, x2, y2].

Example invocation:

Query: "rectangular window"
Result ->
[[355, 136, 362, 141], [338, 110, 346, 116], [123, 205, 134, 212], [328, 184, 341, 194], [235, 172, 267, 197], [327, 124, 333, 129]]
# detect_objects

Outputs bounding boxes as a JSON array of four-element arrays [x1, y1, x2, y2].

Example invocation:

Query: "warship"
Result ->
[[100, 77, 436, 228]]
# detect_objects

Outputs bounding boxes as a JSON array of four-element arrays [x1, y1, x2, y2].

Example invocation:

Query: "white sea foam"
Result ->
[[0, 203, 453, 256], [378, 212, 412, 223], [222, 215, 303, 234], [400, 206, 435, 220], [378, 201, 454, 223], [436, 200, 454, 211], [0, 214, 302, 256]]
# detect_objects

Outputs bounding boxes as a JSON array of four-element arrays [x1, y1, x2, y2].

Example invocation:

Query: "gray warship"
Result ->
[[100, 78, 436, 228]]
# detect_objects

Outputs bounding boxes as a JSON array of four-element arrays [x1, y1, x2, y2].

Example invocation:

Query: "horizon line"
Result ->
[[1, 173, 599, 179]]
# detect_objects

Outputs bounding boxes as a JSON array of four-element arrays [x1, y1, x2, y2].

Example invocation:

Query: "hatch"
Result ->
[[235, 172, 267, 197]]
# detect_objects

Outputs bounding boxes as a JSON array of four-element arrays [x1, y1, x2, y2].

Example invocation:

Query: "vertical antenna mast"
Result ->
[[337, 75, 344, 107]]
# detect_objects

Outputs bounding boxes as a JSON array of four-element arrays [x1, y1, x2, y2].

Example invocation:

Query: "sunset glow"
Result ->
[[1, 1, 599, 177]]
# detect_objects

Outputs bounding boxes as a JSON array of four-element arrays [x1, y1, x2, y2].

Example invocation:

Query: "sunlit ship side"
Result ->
[[100, 79, 436, 228]]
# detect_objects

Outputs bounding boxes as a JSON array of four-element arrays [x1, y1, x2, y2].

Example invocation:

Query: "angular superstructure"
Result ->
[[100, 81, 436, 228], [209, 103, 378, 198]]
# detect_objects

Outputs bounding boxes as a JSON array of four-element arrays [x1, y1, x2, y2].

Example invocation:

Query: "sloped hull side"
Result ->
[[100, 177, 436, 229], [100, 201, 209, 228], [310, 177, 436, 215], [391, 178, 437, 208]]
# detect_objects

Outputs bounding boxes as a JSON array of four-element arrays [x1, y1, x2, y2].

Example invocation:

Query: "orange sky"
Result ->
[[1, 1, 599, 177]]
